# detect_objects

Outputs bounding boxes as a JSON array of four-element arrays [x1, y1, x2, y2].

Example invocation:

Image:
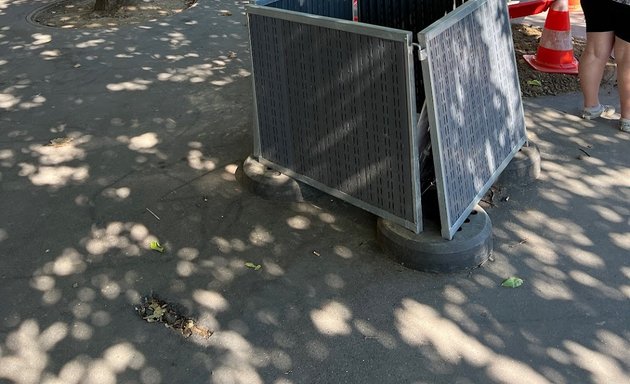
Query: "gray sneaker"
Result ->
[[582, 104, 616, 120]]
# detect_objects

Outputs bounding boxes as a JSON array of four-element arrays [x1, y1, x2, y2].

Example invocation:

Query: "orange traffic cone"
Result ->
[[568, 0, 582, 12], [523, 1, 578, 74]]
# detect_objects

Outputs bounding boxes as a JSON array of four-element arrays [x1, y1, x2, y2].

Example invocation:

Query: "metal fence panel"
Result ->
[[419, 0, 527, 239], [358, 0, 467, 34], [357, 0, 468, 109], [248, 6, 422, 233]]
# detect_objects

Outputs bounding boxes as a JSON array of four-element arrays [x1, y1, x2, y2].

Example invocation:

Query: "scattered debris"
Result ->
[[481, 198, 496, 207], [245, 262, 262, 271], [46, 137, 74, 147], [150, 241, 165, 253], [481, 186, 505, 208], [202, 195, 208, 202], [501, 276, 524, 288], [509, 239, 527, 248], [502, 196, 510, 202], [33, 0, 195, 29], [578, 148, 591, 157], [72, 282, 79, 288], [146, 207, 161, 221], [219, 10, 232, 16], [527, 79, 542, 87], [135, 295, 213, 338], [312, 250, 321, 257], [468, 253, 492, 276], [227, 51, 237, 59]]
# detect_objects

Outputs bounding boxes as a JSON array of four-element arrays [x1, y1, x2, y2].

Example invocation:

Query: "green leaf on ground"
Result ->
[[245, 262, 262, 271], [150, 241, 165, 253], [501, 276, 524, 288], [527, 79, 542, 87]]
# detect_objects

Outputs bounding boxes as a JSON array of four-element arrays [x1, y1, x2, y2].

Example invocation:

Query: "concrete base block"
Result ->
[[377, 206, 493, 273], [497, 142, 541, 186], [237, 156, 318, 202]]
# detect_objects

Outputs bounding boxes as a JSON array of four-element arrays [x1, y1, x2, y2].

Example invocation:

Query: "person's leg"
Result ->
[[579, 31, 615, 109], [579, 0, 616, 117], [615, 37, 630, 121], [611, 0, 630, 131]]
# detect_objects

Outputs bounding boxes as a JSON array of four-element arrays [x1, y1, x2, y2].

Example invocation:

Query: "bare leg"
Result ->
[[614, 36, 630, 120], [579, 31, 615, 108]]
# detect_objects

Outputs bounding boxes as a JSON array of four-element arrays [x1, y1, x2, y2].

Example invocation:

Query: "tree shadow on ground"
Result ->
[[0, 1, 628, 384]]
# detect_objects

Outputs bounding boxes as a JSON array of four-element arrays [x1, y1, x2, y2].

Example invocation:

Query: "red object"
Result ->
[[508, 0, 554, 19], [523, 2, 579, 74], [353, 0, 358, 21]]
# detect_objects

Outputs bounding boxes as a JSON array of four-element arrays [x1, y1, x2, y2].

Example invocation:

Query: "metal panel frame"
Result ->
[[248, 5, 416, 42], [247, 5, 423, 233], [418, 0, 527, 239]]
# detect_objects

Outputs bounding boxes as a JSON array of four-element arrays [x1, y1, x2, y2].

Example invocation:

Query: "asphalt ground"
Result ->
[[0, 1, 628, 383]]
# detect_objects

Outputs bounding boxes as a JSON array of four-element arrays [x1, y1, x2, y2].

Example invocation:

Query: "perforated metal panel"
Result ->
[[358, 0, 468, 109], [247, 5, 422, 233], [358, 0, 467, 32], [256, 0, 352, 19], [419, 0, 527, 239]]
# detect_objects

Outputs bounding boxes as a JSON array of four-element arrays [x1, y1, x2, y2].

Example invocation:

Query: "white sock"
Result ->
[[584, 104, 602, 113]]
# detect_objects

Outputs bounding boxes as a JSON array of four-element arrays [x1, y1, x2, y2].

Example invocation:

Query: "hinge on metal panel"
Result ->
[[412, 43, 427, 61]]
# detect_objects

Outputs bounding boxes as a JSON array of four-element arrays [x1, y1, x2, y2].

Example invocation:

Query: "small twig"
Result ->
[[468, 252, 493, 276], [509, 239, 528, 248], [421, 180, 436, 196], [481, 199, 496, 207], [578, 148, 591, 157], [146, 208, 161, 221]]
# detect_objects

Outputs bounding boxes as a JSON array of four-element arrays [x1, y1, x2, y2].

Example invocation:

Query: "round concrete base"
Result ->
[[236, 156, 318, 202], [497, 142, 541, 186], [377, 206, 493, 273]]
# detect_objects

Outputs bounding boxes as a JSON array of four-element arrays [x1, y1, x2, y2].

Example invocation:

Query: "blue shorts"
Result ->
[[581, 0, 630, 42]]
